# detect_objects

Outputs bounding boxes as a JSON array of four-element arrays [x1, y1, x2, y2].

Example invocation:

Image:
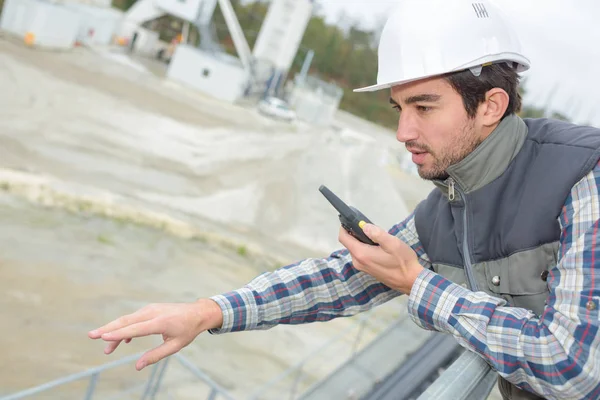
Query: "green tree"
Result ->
[[112, 0, 137, 11]]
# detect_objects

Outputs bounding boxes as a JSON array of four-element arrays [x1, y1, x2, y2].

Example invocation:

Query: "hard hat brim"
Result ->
[[353, 53, 531, 93], [353, 76, 430, 93]]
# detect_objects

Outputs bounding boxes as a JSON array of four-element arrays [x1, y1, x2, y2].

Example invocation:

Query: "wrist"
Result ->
[[196, 298, 224, 331], [404, 260, 425, 295]]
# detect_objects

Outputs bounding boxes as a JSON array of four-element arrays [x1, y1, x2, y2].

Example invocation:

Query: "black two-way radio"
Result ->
[[319, 185, 378, 246]]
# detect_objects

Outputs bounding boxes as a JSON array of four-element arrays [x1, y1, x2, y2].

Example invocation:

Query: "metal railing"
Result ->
[[298, 315, 422, 400], [4, 308, 481, 400], [416, 349, 498, 400], [246, 312, 380, 400], [362, 333, 462, 400], [1, 311, 384, 400], [0, 353, 235, 400]]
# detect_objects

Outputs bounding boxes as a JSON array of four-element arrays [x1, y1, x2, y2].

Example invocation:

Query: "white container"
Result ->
[[63, 3, 124, 46], [167, 45, 249, 103], [0, 0, 81, 49], [290, 76, 343, 126]]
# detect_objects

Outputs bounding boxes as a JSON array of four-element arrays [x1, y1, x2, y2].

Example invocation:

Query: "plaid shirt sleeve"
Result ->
[[407, 164, 600, 400], [209, 212, 429, 334]]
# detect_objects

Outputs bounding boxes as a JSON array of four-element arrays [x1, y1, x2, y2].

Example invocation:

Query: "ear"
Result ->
[[479, 88, 509, 126]]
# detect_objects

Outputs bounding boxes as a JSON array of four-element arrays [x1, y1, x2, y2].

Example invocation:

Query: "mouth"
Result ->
[[407, 148, 429, 165]]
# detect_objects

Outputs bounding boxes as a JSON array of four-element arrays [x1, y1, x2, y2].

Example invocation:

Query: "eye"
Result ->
[[391, 105, 401, 113], [417, 105, 432, 113]]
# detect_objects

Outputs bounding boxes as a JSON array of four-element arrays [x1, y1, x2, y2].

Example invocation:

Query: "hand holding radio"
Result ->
[[318, 185, 378, 246], [320, 185, 423, 294]]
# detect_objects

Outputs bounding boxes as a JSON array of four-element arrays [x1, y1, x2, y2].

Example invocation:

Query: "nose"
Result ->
[[396, 112, 419, 143]]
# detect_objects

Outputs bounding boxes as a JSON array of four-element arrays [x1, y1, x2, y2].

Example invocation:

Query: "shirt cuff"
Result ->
[[208, 287, 260, 334], [407, 268, 471, 333]]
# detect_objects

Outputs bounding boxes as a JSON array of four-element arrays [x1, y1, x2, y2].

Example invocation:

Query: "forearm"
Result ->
[[210, 212, 426, 334], [408, 269, 600, 400], [210, 249, 400, 333]]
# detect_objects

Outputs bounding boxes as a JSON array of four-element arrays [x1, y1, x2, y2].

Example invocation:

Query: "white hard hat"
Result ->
[[354, 0, 530, 93]]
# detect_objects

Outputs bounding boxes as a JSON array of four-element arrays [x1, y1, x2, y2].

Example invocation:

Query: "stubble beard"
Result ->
[[417, 119, 481, 181]]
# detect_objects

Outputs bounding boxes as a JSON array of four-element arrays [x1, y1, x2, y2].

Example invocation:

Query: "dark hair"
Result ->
[[444, 63, 522, 120]]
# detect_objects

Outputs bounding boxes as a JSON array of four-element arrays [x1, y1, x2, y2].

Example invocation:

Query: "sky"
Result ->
[[315, 0, 600, 127]]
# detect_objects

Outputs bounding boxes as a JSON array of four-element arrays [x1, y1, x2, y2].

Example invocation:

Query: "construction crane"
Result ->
[[120, 0, 314, 102], [120, 0, 253, 72]]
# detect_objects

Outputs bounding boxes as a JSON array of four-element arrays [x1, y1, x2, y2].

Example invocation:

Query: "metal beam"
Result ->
[[362, 333, 461, 400], [417, 350, 497, 400]]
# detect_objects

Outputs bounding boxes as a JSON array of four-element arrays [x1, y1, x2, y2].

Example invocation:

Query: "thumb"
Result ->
[[137, 339, 181, 371], [360, 223, 391, 247]]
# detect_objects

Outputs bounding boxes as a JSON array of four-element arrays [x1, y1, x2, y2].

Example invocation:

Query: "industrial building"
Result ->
[[0, 0, 123, 48], [0, 0, 343, 127]]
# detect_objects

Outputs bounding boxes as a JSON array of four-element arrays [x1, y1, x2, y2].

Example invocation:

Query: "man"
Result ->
[[89, 1, 600, 399]]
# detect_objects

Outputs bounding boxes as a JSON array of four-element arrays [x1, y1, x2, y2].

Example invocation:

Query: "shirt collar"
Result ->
[[433, 114, 528, 195]]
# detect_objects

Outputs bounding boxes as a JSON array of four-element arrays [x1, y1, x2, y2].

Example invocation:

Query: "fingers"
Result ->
[[89, 308, 153, 339], [362, 224, 394, 249], [103, 338, 133, 355], [104, 340, 122, 355], [101, 319, 162, 342], [338, 227, 360, 251], [339, 226, 399, 274], [136, 339, 182, 371], [339, 227, 372, 266]]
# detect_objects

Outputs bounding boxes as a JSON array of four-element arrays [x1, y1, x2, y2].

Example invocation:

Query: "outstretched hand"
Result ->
[[88, 299, 223, 371], [338, 223, 423, 294]]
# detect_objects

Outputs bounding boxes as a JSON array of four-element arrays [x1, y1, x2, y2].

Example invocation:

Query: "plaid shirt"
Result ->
[[210, 164, 600, 400]]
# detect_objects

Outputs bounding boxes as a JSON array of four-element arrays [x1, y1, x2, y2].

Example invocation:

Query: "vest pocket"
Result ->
[[479, 242, 559, 316]]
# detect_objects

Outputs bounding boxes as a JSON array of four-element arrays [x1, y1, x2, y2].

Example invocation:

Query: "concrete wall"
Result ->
[[167, 45, 249, 103], [0, 0, 81, 49]]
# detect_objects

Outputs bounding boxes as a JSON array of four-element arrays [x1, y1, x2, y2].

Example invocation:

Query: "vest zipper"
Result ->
[[448, 178, 455, 201], [447, 178, 479, 292]]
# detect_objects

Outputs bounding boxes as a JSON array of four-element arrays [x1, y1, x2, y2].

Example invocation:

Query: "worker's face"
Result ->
[[391, 77, 484, 181]]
